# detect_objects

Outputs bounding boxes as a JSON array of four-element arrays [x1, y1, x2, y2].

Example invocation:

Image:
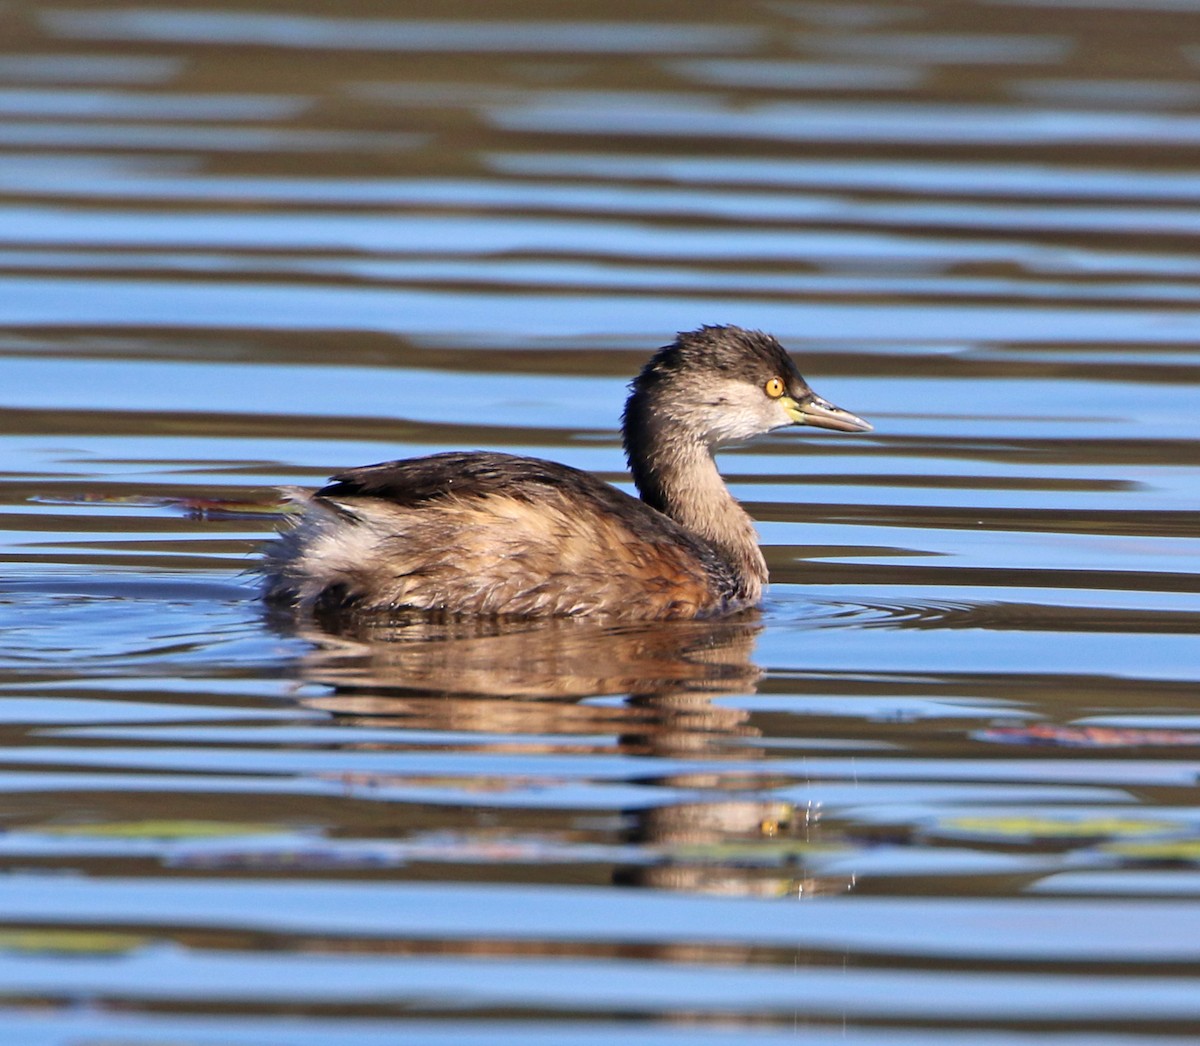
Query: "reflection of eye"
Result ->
[[764, 377, 785, 398]]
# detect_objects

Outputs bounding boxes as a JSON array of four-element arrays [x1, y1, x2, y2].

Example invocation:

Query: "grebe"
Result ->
[[262, 325, 871, 619]]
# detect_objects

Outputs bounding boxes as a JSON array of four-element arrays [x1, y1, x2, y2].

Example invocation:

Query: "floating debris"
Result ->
[[1101, 838, 1200, 864], [974, 723, 1200, 748], [0, 929, 148, 955], [930, 815, 1184, 843], [35, 820, 293, 839]]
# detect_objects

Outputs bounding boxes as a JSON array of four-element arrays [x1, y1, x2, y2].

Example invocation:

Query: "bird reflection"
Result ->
[[276, 609, 763, 755], [271, 610, 852, 900]]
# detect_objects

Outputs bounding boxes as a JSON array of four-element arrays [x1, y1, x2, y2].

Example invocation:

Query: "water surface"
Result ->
[[1, 1, 1198, 1043]]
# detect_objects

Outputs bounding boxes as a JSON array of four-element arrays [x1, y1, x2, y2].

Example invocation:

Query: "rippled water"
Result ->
[[1, 1, 1199, 1042]]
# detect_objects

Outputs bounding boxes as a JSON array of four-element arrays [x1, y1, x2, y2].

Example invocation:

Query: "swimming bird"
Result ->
[[262, 325, 871, 619]]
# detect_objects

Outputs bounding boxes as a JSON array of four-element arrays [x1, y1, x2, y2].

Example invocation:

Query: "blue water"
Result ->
[[1, 2, 1199, 1043]]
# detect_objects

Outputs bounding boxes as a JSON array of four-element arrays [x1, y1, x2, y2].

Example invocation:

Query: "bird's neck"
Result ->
[[629, 433, 768, 599]]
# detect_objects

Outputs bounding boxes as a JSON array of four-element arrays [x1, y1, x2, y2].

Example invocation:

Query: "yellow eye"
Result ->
[[764, 377, 785, 398]]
